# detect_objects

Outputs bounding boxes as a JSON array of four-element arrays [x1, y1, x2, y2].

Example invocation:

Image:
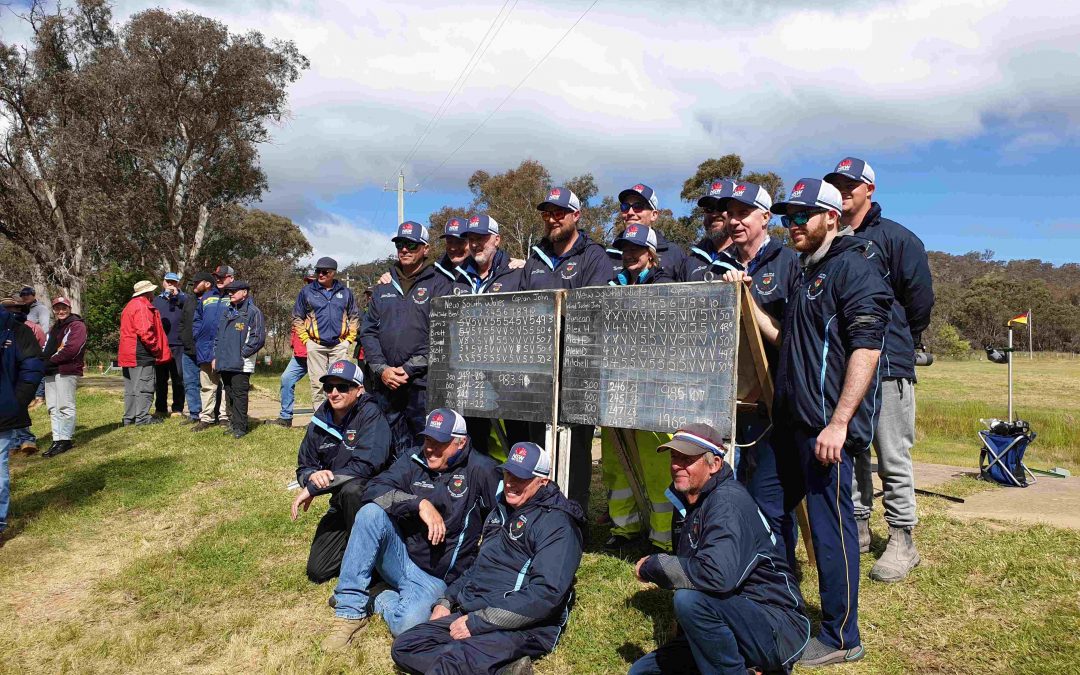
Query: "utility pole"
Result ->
[[383, 170, 419, 225]]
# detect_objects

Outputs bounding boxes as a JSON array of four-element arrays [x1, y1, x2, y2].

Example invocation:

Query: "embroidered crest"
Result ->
[[548, 188, 561, 200], [560, 261, 579, 280], [346, 430, 357, 444], [807, 273, 827, 300], [838, 159, 853, 172], [791, 182, 807, 198], [733, 184, 747, 197], [755, 272, 778, 296], [509, 514, 528, 540], [429, 412, 445, 429], [336, 292, 343, 299], [688, 513, 702, 549], [626, 224, 639, 237], [709, 180, 724, 193], [448, 474, 468, 498], [633, 183, 646, 192], [414, 287, 430, 304], [234, 322, 245, 331], [491, 283, 503, 292]]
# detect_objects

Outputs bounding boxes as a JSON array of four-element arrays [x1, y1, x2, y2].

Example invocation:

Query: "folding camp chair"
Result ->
[[978, 419, 1037, 488]]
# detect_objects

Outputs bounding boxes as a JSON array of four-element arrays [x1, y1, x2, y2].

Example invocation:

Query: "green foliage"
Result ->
[[81, 264, 147, 355], [928, 322, 971, 358]]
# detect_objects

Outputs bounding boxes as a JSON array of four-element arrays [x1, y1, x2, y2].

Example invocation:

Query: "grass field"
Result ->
[[1, 358, 1078, 673]]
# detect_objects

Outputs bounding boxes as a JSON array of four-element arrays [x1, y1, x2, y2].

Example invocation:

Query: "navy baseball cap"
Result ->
[[824, 157, 875, 185], [727, 182, 773, 212], [466, 215, 500, 235], [441, 218, 467, 240], [393, 221, 429, 245], [163, 272, 181, 282], [420, 408, 468, 442], [315, 256, 339, 271], [658, 423, 726, 458], [613, 223, 658, 253], [697, 179, 734, 209], [499, 442, 552, 480], [18, 286, 35, 296], [320, 359, 364, 387], [771, 178, 843, 216], [536, 186, 581, 212], [618, 183, 659, 210]]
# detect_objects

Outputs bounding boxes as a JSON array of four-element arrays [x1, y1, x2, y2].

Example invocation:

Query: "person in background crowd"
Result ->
[[152, 272, 186, 418], [734, 178, 891, 667], [3, 299, 44, 455], [292, 360, 391, 584], [825, 157, 935, 583], [601, 224, 677, 553], [513, 186, 610, 515], [118, 281, 171, 427], [606, 184, 687, 281], [362, 222, 454, 458], [322, 408, 500, 648], [192, 265, 234, 431], [40, 297, 87, 458], [19, 286, 49, 412], [391, 442, 584, 675], [0, 298, 45, 545], [179, 272, 215, 424], [628, 424, 808, 675], [293, 257, 360, 411], [212, 280, 265, 439], [276, 273, 315, 428], [682, 179, 741, 281]]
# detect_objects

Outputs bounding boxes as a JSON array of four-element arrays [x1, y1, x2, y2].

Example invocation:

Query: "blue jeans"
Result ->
[[0, 429, 15, 532], [334, 503, 447, 637], [278, 356, 307, 419], [12, 426, 35, 445], [181, 354, 202, 420], [629, 590, 807, 675]]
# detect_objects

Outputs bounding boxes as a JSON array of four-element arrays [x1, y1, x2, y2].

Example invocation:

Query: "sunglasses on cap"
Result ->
[[619, 201, 652, 213], [781, 209, 826, 228], [322, 381, 358, 394], [396, 240, 423, 251]]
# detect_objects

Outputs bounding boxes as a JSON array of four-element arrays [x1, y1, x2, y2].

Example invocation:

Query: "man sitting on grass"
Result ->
[[322, 408, 500, 649], [291, 360, 391, 584], [629, 424, 810, 675], [391, 442, 584, 675]]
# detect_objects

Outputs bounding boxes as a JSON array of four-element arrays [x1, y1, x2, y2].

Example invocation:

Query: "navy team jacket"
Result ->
[[682, 236, 742, 281], [772, 235, 892, 451], [515, 230, 611, 291], [363, 441, 500, 584], [295, 394, 391, 491], [606, 228, 689, 282], [451, 249, 520, 295]]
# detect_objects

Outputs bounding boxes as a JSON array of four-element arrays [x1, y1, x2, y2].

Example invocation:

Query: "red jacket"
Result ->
[[118, 296, 172, 367], [291, 326, 308, 358]]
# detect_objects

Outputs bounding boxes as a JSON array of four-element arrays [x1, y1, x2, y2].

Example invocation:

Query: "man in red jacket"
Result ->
[[118, 281, 172, 426], [41, 297, 87, 457]]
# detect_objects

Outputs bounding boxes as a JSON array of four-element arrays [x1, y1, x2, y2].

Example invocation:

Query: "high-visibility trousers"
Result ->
[[601, 428, 674, 550]]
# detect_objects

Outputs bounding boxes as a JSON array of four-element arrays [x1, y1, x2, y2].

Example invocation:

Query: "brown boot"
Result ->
[[320, 616, 369, 651]]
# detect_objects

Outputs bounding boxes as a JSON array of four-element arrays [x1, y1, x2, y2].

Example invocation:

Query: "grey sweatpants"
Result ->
[[122, 365, 156, 425], [852, 377, 918, 529], [44, 374, 79, 441]]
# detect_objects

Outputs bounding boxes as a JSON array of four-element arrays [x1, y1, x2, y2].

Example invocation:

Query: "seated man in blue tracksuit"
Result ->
[[605, 183, 688, 281], [291, 360, 392, 584], [733, 178, 891, 667], [322, 408, 500, 649], [630, 424, 809, 674], [362, 222, 455, 458], [392, 442, 584, 675], [683, 179, 741, 282]]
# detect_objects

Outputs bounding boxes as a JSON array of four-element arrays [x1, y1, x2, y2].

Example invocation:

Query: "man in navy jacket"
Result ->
[[212, 281, 265, 438], [322, 408, 500, 649], [292, 360, 391, 583], [362, 222, 455, 458], [734, 178, 891, 667], [1, 301, 45, 540], [392, 442, 584, 675], [682, 179, 741, 282], [630, 424, 809, 674], [825, 157, 934, 583], [192, 265, 235, 430]]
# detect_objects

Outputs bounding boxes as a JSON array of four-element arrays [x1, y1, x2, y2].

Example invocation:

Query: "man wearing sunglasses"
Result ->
[[683, 179, 741, 282], [824, 157, 934, 584], [293, 256, 361, 411], [293, 360, 391, 585], [729, 178, 891, 667], [362, 222, 455, 458], [606, 184, 688, 281]]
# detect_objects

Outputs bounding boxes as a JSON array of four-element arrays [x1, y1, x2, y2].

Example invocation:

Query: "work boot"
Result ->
[[28, 397, 45, 411], [272, 417, 292, 428], [495, 656, 534, 675], [179, 416, 195, 425], [17, 440, 38, 455], [857, 519, 871, 554], [798, 637, 864, 667], [192, 421, 213, 432], [321, 616, 369, 651], [870, 526, 920, 582]]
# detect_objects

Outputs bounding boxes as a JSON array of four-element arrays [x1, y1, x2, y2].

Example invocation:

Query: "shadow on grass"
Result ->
[[26, 420, 125, 448], [627, 587, 675, 655], [8, 455, 182, 537]]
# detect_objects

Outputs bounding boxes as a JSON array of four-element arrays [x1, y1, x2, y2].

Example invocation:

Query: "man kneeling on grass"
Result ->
[[323, 408, 501, 648], [292, 360, 391, 584], [391, 442, 584, 675], [629, 424, 810, 675]]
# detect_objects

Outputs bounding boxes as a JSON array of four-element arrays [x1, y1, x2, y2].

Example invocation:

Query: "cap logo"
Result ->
[[626, 225, 638, 236], [469, 216, 480, 225], [549, 188, 561, 199], [633, 184, 646, 191], [430, 412, 444, 428], [733, 184, 747, 196], [710, 181, 723, 192], [838, 159, 853, 171], [511, 447, 527, 463], [330, 363, 345, 374], [791, 182, 807, 198], [402, 224, 414, 234]]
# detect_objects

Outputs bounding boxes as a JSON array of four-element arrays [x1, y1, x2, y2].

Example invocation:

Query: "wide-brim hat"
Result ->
[[132, 280, 157, 297]]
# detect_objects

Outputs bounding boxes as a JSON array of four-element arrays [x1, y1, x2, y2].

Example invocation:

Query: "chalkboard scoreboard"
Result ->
[[559, 282, 740, 438], [427, 291, 562, 424]]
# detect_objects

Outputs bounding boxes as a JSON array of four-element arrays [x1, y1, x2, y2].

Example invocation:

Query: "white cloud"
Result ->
[[300, 217, 395, 268]]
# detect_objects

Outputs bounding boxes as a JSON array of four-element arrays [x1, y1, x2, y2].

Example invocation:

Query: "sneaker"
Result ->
[[170, 412, 184, 418], [179, 416, 196, 425], [321, 616, 369, 651], [43, 441, 73, 458], [858, 519, 871, 554], [798, 637, 865, 667], [136, 418, 164, 426], [870, 526, 920, 582], [192, 421, 214, 432], [217, 418, 230, 427], [231, 430, 247, 439], [495, 656, 534, 675], [272, 417, 292, 428]]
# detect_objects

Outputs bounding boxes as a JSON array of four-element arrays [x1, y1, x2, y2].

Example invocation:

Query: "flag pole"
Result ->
[[1007, 325, 1014, 422], [1028, 308, 1033, 360]]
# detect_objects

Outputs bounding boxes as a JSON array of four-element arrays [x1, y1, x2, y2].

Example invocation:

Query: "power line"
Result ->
[[418, 0, 602, 188]]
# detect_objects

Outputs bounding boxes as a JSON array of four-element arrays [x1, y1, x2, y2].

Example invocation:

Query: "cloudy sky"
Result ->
[[4, 0, 1079, 266]]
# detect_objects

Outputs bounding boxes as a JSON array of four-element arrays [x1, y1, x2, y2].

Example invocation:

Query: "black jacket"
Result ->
[[180, 292, 203, 359], [515, 230, 611, 291], [296, 394, 392, 491], [1, 307, 45, 432], [682, 237, 741, 282], [363, 442, 501, 584], [451, 249, 519, 295]]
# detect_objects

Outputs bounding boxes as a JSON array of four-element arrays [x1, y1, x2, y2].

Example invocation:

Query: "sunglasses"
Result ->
[[619, 202, 652, 213], [322, 382, 358, 394], [316, 268, 333, 275], [781, 209, 826, 228], [701, 206, 724, 215], [396, 240, 423, 251]]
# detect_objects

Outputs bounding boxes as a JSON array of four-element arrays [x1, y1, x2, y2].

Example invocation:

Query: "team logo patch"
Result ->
[[336, 292, 343, 299], [626, 224, 639, 237], [688, 514, 702, 549], [509, 514, 528, 540], [560, 261, 579, 279], [633, 184, 646, 192], [510, 445, 528, 463], [429, 412, 445, 428], [709, 180, 725, 195], [733, 184, 747, 197], [548, 188, 561, 200], [234, 322, 245, 331], [402, 223, 414, 235], [346, 430, 357, 444], [838, 159, 853, 172], [807, 273, 827, 300], [491, 283, 503, 292], [414, 287, 429, 304], [468, 216, 480, 227], [448, 474, 468, 498], [791, 182, 806, 198], [755, 272, 778, 296], [330, 363, 346, 375]]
